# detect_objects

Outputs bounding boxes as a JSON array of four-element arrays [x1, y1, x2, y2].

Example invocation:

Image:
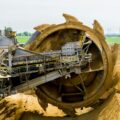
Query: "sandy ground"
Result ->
[[0, 44, 120, 120]]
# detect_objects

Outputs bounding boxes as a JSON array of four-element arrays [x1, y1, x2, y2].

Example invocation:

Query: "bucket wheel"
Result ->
[[25, 14, 113, 115]]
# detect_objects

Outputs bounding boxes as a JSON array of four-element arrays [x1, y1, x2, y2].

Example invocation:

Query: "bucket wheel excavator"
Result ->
[[0, 14, 116, 115]]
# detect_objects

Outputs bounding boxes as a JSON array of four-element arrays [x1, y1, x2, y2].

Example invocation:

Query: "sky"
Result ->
[[0, 0, 120, 33]]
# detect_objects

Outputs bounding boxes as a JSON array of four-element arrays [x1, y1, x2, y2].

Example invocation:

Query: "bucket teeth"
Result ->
[[93, 20, 104, 36], [63, 13, 79, 23], [61, 108, 76, 117]]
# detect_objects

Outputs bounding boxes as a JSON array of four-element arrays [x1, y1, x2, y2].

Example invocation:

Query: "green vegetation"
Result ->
[[16, 36, 120, 44], [16, 36, 30, 43], [16, 31, 32, 43], [106, 37, 120, 44], [17, 31, 32, 36]]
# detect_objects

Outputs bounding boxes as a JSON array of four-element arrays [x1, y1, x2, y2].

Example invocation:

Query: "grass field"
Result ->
[[16, 36, 120, 44], [106, 37, 120, 44], [16, 36, 30, 43]]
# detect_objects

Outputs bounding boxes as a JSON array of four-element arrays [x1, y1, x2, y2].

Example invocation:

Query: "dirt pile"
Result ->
[[0, 92, 66, 120]]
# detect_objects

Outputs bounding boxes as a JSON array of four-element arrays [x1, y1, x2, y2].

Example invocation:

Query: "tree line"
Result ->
[[17, 32, 32, 36], [0, 27, 32, 36]]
